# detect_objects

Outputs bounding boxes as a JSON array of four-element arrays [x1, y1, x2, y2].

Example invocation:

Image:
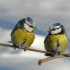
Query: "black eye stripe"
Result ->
[[26, 23, 29, 26], [29, 25, 33, 28], [50, 29, 55, 31], [52, 29, 56, 30], [26, 23, 33, 27]]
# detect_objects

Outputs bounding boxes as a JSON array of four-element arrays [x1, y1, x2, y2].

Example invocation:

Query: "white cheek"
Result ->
[[51, 28, 61, 34], [24, 23, 34, 32]]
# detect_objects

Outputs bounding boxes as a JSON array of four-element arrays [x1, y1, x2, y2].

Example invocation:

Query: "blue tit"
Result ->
[[11, 17, 36, 50], [44, 23, 68, 56]]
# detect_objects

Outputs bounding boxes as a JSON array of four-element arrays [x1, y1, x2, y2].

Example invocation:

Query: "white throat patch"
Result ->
[[24, 23, 34, 32], [50, 28, 61, 35]]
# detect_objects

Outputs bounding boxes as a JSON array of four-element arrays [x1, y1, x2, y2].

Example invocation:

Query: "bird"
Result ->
[[44, 23, 68, 56], [11, 17, 36, 50]]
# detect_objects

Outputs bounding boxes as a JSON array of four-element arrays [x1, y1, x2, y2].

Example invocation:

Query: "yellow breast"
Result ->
[[11, 29, 35, 47], [44, 34, 68, 53], [26, 32, 35, 47]]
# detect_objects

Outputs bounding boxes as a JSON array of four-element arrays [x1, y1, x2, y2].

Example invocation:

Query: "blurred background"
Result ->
[[0, 0, 70, 70]]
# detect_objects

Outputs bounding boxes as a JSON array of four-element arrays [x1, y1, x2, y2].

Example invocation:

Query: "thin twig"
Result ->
[[0, 43, 54, 54], [38, 55, 65, 65], [0, 43, 70, 56]]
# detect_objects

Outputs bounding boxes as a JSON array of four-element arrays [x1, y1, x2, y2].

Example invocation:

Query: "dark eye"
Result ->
[[50, 29, 56, 31], [51, 28, 60, 31], [29, 25, 33, 28], [52, 29, 56, 30]]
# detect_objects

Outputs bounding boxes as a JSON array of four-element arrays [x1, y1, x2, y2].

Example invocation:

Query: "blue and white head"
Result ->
[[48, 23, 65, 35], [24, 17, 36, 32]]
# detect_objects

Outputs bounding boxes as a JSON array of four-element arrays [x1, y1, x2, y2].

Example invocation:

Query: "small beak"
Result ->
[[33, 23, 37, 29], [47, 27, 53, 32], [33, 24, 37, 29], [47, 29, 50, 32], [34, 26, 37, 29]]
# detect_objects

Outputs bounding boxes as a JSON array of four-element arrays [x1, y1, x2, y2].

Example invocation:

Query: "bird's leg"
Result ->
[[18, 43, 28, 51], [18, 43, 23, 49], [55, 45, 61, 55], [23, 44, 28, 51], [12, 43, 23, 49], [22, 42, 28, 51], [13, 44, 18, 50], [23, 47, 27, 51], [55, 51, 60, 55], [48, 44, 60, 56], [55, 42, 61, 55], [58, 51, 60, 54]]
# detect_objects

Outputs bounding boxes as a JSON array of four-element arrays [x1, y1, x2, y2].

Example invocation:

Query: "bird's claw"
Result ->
[[13, 44, 18, 50], [23, 48, 27, 51]]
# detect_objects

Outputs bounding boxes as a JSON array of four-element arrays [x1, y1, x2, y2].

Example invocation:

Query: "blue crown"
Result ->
[[53, 23, 61, 27], [25, 17, 33, 24]]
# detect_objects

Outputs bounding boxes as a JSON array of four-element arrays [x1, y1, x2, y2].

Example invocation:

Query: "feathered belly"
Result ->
[[44, 34, 68, 53], [11, 30, 26, 44], [26, 32, 35, 47]]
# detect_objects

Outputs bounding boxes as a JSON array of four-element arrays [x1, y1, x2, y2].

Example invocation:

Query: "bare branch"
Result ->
[[38, 55, 65, 65], [0, 43, 70, 56], [0, 43, 54, 53]]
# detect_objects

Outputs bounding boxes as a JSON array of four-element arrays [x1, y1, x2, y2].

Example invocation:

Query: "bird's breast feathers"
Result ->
[[47, 34, 68, 41], [44, 34, 68, 52], [11, 29, 35, 47]]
